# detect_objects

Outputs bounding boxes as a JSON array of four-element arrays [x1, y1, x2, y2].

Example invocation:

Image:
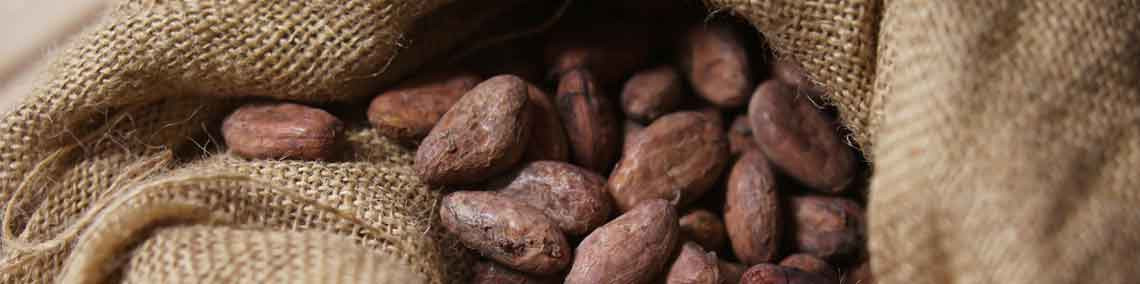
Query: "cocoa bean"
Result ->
[[555, 69, 621, 173], [680, 22, 752, 108], [609, 111, 729, 211], [471, 261, 560, 284], [565, 199, 680, 284], [222, 102, 343, 161], [724, 151, 781, 264], [740, 264, 835, 284], [748, 80, 855, 193], [780, 253, 838, 282], [367, 71, 481, 143], [415, 75, 531, 185], [665, 242, 721, 284], [494, 161, 613, 236], [621, 65, 684, 123], [523, 84, 570, 162], [439, 191, 570, 275], [788, 196, 864, 262], [679, 209, 727, 252]]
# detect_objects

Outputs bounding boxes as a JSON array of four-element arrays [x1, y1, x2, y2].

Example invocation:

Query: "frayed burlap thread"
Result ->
[[3, 120, 473, 283], [0, 0, 480, 282]]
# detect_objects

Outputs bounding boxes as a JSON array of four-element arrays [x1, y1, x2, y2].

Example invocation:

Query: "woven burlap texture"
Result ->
[[0, 0, 493, 283], [87, 226, 428, 283], [867, 1, 1140, 283], [3, 0, 1140, 283]]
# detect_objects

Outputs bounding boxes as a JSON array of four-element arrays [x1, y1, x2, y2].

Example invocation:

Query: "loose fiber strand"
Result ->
[[1, 151, 172, 253], [1, 105, 169, 252]]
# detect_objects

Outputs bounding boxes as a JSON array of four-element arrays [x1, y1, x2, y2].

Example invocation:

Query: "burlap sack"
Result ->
[[2, 0, 1138, 283]]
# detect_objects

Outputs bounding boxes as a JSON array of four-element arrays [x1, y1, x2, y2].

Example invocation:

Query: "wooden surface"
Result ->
[[0, 0, 106, 113]]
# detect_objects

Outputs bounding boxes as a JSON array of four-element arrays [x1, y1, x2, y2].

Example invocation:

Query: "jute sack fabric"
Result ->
[[1, 0, 1139, 283], [0, 0, 517, 283], [719, 0, 1140, 282], [866, 1, 1140, 283]]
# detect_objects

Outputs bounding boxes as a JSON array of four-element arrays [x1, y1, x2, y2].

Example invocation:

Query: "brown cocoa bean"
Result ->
[[565, 199, 680, 284], [439, 191, 570, 275], [545, 20, 649, 84], [622, 120, 646, 153], [523, 84, 570, 162], [680, 22, 752, 108], [679, 209, 727, 252], [621, 65, 684, 123], [665, 242, 721, 284], [367, 71, 481, 143], [718, 261, 748, 284], [789, 196, 864, 262], [740, 264, 835, 284], [555, 69, 621, 173], [728, 115, 758, 156], [609, 111, 729, 211], [748, 80, 855, 193], [471, 261, 560, 284], [724, 151, 781, 264], [780, 253, 838, 282], [222, 102, 343, 161], [494, 161, 613, 236], [415, 75, 531, 185]]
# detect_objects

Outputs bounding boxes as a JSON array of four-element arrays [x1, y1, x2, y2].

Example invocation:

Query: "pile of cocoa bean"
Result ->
[[218, 3, 872, 284]]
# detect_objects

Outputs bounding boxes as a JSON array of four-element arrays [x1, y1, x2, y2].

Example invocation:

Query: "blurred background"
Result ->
[[0, 0, 106, 112]]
